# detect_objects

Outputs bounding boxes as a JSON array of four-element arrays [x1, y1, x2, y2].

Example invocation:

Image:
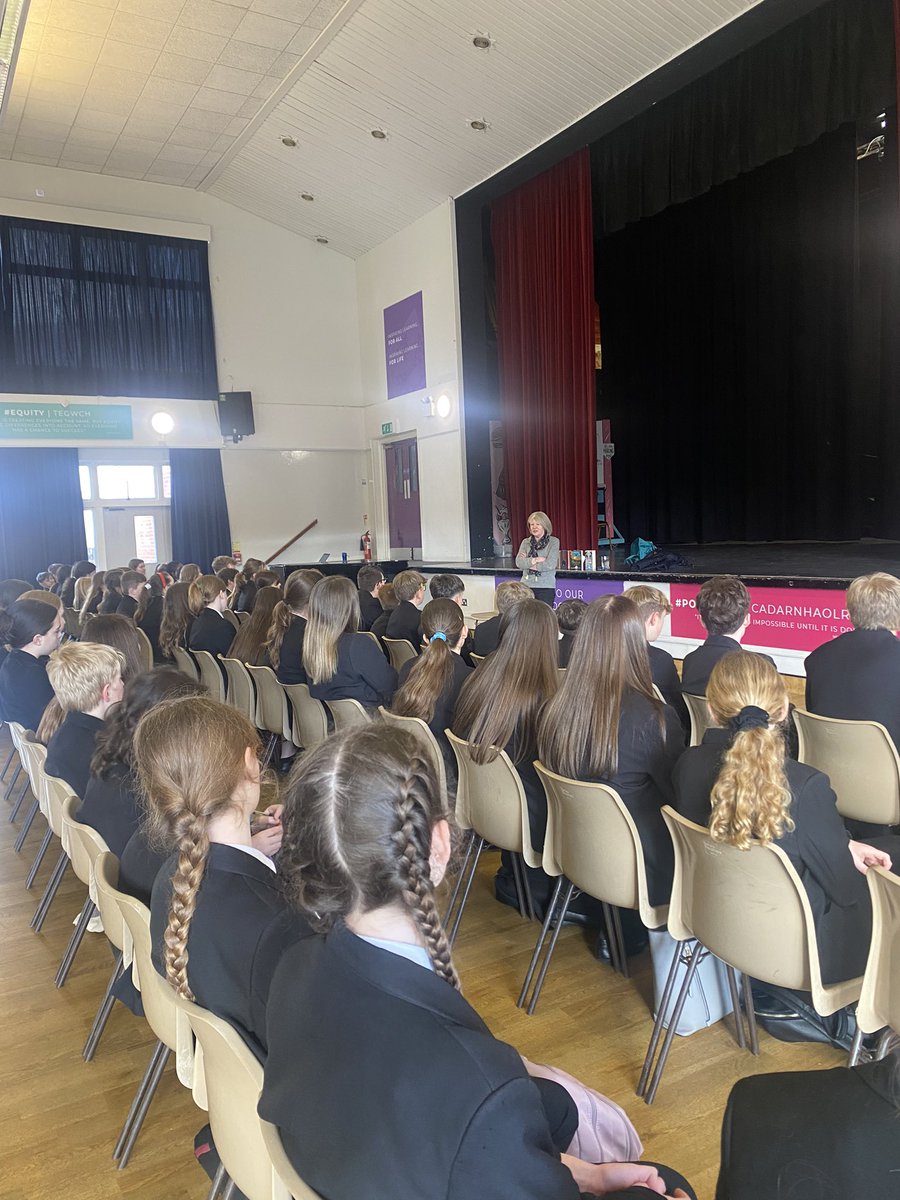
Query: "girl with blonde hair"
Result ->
[[303, 575, 396, 707], [266, 569, 321, 684], [673, 651, 900, 983]]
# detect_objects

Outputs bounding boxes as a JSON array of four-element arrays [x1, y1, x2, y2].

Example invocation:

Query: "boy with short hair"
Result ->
[[556, 598, 586, 667], [680, 575, 774, 695], [385, 570, 427, 648], [212, 555, 237, 573], [46, 642, 125, 798], [472, 580, 533, 656], [117, 570, 147, 619], [626, 585, 689, 730], [356, 565, 385, 632]]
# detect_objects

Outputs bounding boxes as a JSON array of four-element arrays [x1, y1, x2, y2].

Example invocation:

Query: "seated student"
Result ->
[[0, 579, 31, 672], [625, 586, 690, 733], [267, 570, 321, 684], [179, 563, 201, 586], [64, 560, 95, 608], [80, 570, 105, 619], [0, 599, 64, 729], [52, 565, 72, 600], [82, 613, 146, 682], [216, 566, 239, 604], [139, 696, 302, 1059], [232, 558, 265, 613], [211, 554, 237, 574], [556, 598, 587, 668], [539, 595, 685, 907], [36, 571, 56, 592], [227, 584, 280, 665], [116, 570, 146, 619], [45, 642, 125, 798], [254, 569, 281, 591], [357, 564, 385, 632], [680, 576, 774, 696], [159, 581, 195, 662], [472, 580, 533, 657], [673, 652, 898, 984], [303, 576, 396, 707], [260, 725, 693, 1200], [80, 669, 205, 856], [384, 570, 427, 649], [428, 574, 476, 665], [73, 575, 93, 613], [370, 582, 399, 640], [98, 568, 124, 614], [127, 557, 145, 573], [136, 574, 168, 663], [188, 575, 234, 659]]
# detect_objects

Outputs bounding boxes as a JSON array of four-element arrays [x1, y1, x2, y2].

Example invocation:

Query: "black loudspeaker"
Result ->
[[217, 391, 255, 442]]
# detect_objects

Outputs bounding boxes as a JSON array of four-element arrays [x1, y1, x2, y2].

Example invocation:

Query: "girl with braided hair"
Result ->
[[260, 725, 693, 1200]]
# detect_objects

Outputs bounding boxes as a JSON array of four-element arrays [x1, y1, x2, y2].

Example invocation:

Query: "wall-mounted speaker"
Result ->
[[217, 391, 255, 442]]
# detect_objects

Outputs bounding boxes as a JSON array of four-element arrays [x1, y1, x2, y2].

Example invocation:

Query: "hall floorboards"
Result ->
[[0, 733, 840, 1200]]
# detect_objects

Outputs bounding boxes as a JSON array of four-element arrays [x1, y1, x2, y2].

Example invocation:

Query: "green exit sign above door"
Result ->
[[381, 422, 393, 435]]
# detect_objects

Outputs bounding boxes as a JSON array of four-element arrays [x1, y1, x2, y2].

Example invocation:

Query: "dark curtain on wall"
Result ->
[[492, 150, 596, 554], [0, 448, 87, 583], [0, 217, 219, 399], [169, 449, 232, 573]]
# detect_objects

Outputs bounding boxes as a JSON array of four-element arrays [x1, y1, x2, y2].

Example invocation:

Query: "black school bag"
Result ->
[[750, 981, 856, 1052]]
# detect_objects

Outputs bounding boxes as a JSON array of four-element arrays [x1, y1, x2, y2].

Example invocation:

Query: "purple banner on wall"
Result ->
[[495, 576, 624, 608], [384, 291, 426, 399]]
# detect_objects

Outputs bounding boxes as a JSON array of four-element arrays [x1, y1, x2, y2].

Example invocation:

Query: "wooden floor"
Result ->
[[0, 729, 841, 1200]]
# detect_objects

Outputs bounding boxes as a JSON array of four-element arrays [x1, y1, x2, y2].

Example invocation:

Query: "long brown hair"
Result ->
[[278, 725, 459, 988], [538, 594, 663, 779], [453, 599, 558, 764], [134, 696, 260, 1000], [159, 582, 194, 659], [229, 558, 264, 611], [267, 570, 321, 669], [302, 576, 360, 685], [392, 599, 463, 724], [227, 585, 281, 665], [91, 668, 206, 779], [81, 613, 145, 682], [80, 570, 105, 617], [706, 652, 794, 850], [188, 574, 225, 615]]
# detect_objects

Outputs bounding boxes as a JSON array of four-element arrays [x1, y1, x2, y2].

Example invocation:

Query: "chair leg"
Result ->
[[509, 852, 527, 918], [9, 774, 29, 821], [518, 854, 536, 922], [741, 973, 759, 1055], [113, 1039, 167, 1160], [447, 836, 484, 946], [83, 951, 125, 1061], [517, 876, 565, 1008], [115, 1042, 172, 1168], [847, 1023, 865, 1068], [0, 745, 14, 780], [724, 965, 746, 1050], [220, 1179, 237, 1200], [637, 938, 688, 1099], [876, 1029, 898, 1060], [17, 802, 43, 856], [600, 902, 624, 975], [55, 898, 96, 987], [3, 763, 22, 803], [609, 906, 629, 978], [526, 880, 576, 1016], [207, 1163, 228, 1200], [23, 825, 52, 883], [443, 830, 475, 927], [30, 849, 68, 932], [644, 944, 705, 1104], [260, 732, 278, 771]]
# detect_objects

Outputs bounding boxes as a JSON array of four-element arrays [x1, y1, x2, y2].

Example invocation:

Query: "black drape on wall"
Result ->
[[598, 125, 864, 544], [0, 448, 87, 583], [170, 449, 232, 572]]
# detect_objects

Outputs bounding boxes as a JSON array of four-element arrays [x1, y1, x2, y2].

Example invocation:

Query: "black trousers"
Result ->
[[531, 587, 556, 605]]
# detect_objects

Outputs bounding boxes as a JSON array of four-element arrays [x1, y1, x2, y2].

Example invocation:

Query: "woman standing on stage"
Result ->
[[515, 512, 560, 606]]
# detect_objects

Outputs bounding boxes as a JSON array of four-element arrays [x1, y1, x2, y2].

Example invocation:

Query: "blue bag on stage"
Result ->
[[625, 538, 656, 565]]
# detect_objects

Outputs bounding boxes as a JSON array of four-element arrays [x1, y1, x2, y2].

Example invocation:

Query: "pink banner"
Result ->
[[670, 583, 853, 653]]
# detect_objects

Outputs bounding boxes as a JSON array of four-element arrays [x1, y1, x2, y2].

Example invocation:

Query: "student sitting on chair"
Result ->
[[188, 575, 234, 660], [267, 570, 322, 684], [680, 576, 774, 696], [159, 582, 195, 662], [384, 570, 427, 650], [45, 642, 125, 799], [357, 564, 385, 632], [303, 576, 396, 708], [556, 598, 587, 668], [472, 580, 533, 658], [370, 582, 400, 641], [0, 598, 64, 729], [116, 570, 147, 620], [227, 585, 281, 666], [625, 586, 689, 733], [98, 568, 124, 614]]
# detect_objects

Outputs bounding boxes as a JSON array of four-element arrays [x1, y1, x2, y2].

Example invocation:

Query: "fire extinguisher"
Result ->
[[361, 530, 372, 562]]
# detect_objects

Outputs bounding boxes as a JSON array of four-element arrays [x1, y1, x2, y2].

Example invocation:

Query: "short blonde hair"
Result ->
[[47, 642, 125, 712], [393, 570, 426, 603], [495, 580, 533, 614], [626, 585, 672, 622], [527, 511, 552, 536], [846, 573, 900, 631]]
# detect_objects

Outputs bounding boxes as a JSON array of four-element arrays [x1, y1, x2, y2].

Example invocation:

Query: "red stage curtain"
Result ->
[[492, 149, 596, 557]]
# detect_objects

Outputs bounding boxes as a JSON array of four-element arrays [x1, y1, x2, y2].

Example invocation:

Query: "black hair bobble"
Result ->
[[726, 705, 770, 733]]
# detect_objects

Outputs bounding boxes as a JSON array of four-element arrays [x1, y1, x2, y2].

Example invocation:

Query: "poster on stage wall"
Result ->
[[670, 583, 853, 653], [384, 291, 426, 399]]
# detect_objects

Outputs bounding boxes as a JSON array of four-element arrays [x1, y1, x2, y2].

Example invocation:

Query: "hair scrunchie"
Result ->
[[430, 631, 447, 643], [727, 705, 770, 733]]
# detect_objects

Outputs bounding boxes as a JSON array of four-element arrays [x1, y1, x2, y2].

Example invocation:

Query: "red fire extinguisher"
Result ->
[[362, 530, 372, 562]]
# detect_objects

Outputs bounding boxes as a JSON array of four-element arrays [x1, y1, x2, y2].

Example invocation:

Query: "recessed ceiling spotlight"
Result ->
[[281, 135, 297, 147], [469, 118, 489, 132], [370, 128, 388, 140], [315, 236, 329, 244], [300, 192, 314, 201], [472, 34, 492, 49]]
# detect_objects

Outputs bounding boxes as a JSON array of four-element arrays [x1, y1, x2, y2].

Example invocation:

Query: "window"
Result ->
[[133, 514, 157, 563], [96, 464, 157, 500], [79, 464, 91, 500], [161, 463, 171, 499], [83, 510, 96, 563]]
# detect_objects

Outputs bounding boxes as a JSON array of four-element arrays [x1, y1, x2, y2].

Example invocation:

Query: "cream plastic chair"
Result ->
[[63, 606, 82, 638], [0, 721, 17, 788], [359, 630, 383, 648], [794, 709, 900, 826], [235, 610, 250, 624], [378, 707, 447, 801], [55, 795, 110, 987], [193, 648, 226, 704], [682, 693, 713, 746], [83, 850, 129, 1061], [283, 684, 328, 751], [519, 764, 670, 1015], [246, 665, 294, 764], [261, 1121, 323, 1200], [383, 637, 418, 672], [30, 770, 78, 932], [7, 720, 32, 822], [444, 731, 541, 943], [173, 645, 200, 682], [134, 626, 154, 671], [470, 653, 486, 666], [325, 698, 371, 732], [848, 866, 900, 1065], [15, 732, 47, 857], [638, 807, 864, 1104], [221, 656, 258, 724], [95, 852, 196, 1169], [222, 608, 241, 632]]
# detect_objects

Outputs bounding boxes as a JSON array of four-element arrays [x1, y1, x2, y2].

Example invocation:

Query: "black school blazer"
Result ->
[[45, 710, 105, 800], [79, 762, 141, 857], [189, 607, 235, 659], [0, 649, 54, 729], [274, 614, 307, 685], [306, 632, 397, 707], [805, 626, 900, 752], [680, 637, 775, 696], [384, 599, 423, 650]]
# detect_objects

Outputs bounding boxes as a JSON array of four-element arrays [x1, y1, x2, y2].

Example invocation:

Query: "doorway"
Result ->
[[384, 437, 422, 558], [101, 506, 172, 568]]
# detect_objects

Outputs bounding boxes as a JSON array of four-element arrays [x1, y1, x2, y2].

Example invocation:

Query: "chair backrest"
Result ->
[[856, 866, 900, 1037], [178, 997, 291, 1200], [63, 607, 81, 638], [470, 653, 485, 666], [193, 649, 226, 704], [221, 656, 257, 723], [260, 1120, 323, 1200], [325, 698, 371, 732], [283, 684, 328, 751], [359, 631, 382, 648], [383, 637, 418, 671], [682, 693, 712, 746], [235, 610, 250, 624], [246, 665, 292, 741], [42, 770, 77, 838], [651, 683, 665, 703], [90, 848, 126, 954], [378, 708, 447, 802], [8, 721, 26, 754], [222, 609, 241, 632], [534, 762, 667, 929], [60, 793, 110, 890], [173, 645, 200, 682], [794, 708, 900, 826], [445, 731, 539, 867], [134, 626, 154, 671], [18, 731, 47, 797]]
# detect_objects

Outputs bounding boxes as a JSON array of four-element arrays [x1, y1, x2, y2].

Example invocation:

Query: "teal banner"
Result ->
[[0, 402, 133, 440]]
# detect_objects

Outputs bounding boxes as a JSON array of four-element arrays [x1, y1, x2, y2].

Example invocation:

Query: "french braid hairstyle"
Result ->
[[133, 696, 260, 1000], [279, 725, 461, 989]]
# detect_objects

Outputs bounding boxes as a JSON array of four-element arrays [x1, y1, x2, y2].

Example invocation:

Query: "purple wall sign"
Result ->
[[495, 576, 624, 607], [384, 291, 426, 399]]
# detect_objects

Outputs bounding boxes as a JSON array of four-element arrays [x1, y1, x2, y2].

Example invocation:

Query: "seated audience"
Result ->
[[384, 570, 427, 649], [0, 599, 64, 729], [626, 586, 690, 732], [260, 725, 693, 1200], [472, 580, 533, 657], [303, 576, 396, 707], [116, 570, 146, 619], [80, 570, 105, 619], [232, 558, 265, 613], [357, 564, 385, 632], [45, 642, 125, 798], [227, 584, 281, 665], [98, 568, 124, 614], [673, 652, 898, 983], [370, 582, 399, 640], [680, 576, 773, 696], [188, 575, 234, 659], [36, 571, 56, 591], [136, 574, 167, 662], [556, 598, 587, 667], [216, 566, 239, 603], [267, 570, 321, 684], [179, 563, 201, 585], [0, 579, 31, 671], [52, 565, 72, 599], [539, 595, 684, 907], [159, 581, 195, 662]]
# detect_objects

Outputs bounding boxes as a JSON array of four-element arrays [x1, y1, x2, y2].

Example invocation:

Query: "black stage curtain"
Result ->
[[170, 449, 231, 572], [598, 125, 866, 544], [0, 217, 218, 399], [591, 0, 895, 234], [0, 448, 87, 583]]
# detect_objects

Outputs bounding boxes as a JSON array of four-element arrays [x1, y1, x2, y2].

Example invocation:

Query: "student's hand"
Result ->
[[251, 823, 284, 857], [261, 803, 284, 823], [566, 1160, 668, 1195], [849, 840, 892, 874]]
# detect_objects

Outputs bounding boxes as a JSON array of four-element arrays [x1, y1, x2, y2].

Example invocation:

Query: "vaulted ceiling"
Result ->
[[0, 0, 762, 255]]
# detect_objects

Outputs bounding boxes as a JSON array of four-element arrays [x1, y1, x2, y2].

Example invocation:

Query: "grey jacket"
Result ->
[[515, 536, 560, 590]]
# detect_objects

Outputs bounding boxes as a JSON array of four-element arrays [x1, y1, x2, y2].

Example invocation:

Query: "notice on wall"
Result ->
[[670, 583, 853, 654], [0, 402, 133, 440], [383, 291, 426, 399]]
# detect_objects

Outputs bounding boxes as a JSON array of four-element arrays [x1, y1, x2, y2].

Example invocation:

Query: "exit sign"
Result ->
[[381, 422, 393, 435]]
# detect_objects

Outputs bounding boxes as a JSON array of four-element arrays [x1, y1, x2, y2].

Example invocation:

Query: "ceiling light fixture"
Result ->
[[300, 192, 314, 201], [315, 236, 329, 245], [0, 0, 30, 120], [281, 135, 298, 147], [472, 34, 492, 49], [435, 393, 452, 419], [469, 118, 489, 132], [151, 411, 175, 437], [370, 128, 388, 140]]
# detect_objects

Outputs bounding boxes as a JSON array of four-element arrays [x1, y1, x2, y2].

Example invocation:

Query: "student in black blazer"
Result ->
[[304, 575, 396, 707], [356, 564, 385, 632], [623, 587, 691, 734], [136, 576, 167, 663], [680, 576, 774, 696], [260, 725, 694, 1200], [384, 569, 426, 650], [188, 575, 235, 659], [556, 598, 587, 669], [472, 580, 534, 658], [115, 570, 146, 620], [267, 570, 321, 684], [45, 642, 125, 798], [369, 582, 398, 641], [0, 599, 63, 728], [672, 652, 898, 984], [98, 569, 124, 615]]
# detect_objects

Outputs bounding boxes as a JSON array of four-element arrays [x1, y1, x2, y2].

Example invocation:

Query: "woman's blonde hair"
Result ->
[[134, 696, 260, 1000], [302, 576, 359, 685], [706, 652, 794, 851], [526, 511, 552, 536]]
